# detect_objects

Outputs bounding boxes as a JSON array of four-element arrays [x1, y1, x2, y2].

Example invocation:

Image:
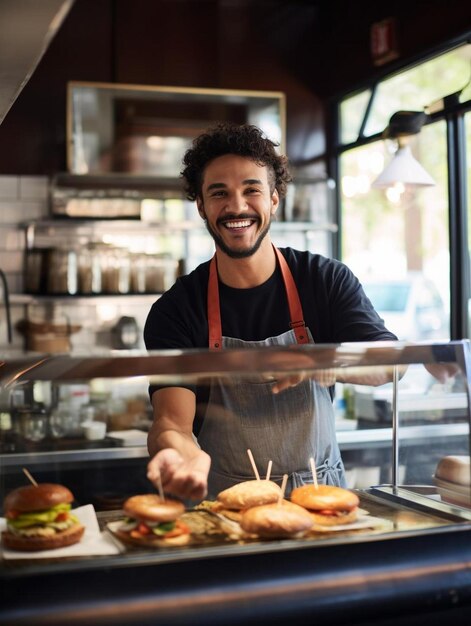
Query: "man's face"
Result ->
[[197, 154, 279, 259]]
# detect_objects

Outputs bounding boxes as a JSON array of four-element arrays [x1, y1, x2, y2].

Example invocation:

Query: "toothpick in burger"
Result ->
[[2, 483, 85, 551], [113, 494, 190, 547], [290, 484, 360, 527]]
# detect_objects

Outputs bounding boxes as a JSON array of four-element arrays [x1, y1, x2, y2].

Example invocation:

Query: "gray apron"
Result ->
[[199, 246, 345, 498]]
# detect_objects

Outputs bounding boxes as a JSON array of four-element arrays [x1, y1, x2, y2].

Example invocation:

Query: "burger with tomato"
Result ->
[[2, 483, 85, 551], [113, 494, 191, 547], [290, 484, 360, 527]]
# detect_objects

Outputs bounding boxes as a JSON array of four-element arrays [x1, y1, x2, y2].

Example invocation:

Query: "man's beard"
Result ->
[[202, 214, 273, 259]]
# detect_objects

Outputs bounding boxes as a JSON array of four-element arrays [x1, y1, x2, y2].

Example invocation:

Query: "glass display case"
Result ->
[[1, 340, 471, 625]]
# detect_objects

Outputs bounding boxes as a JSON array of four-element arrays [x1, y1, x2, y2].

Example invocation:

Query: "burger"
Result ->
[[213, 480, 283, 523], [290, 484, 360, 527], [2, 483, 85, 551], [113, 494, 191, 547], [240, 500, 314, 539]]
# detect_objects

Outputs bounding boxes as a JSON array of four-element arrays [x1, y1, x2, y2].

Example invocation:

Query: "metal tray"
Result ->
[[3, 487, 471, 579]]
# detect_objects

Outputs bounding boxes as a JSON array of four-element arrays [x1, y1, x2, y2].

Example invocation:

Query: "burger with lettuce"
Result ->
[[112, 494, 191, 547], [2, 483, 84, 551]]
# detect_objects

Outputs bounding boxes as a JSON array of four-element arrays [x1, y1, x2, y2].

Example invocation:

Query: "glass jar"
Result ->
[[130, 253, 147, 293], [49, 402, 70, 439], [102, 247, 131, 294], [78, 244, 102, 294], [145, 254, 178, 293], [47, 248, 78, 295], [18, 407, 48, 442]]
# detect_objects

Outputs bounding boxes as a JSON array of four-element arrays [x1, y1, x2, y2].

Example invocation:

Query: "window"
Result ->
[[340, 90, 372, 144], [338, 43, 471, 340], [364, 46, 470, 137], [340, 120, 450, 341], [340, 43, 471, 143]]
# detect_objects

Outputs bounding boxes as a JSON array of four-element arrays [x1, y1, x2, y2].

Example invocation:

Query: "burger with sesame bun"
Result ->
[[290, 484, 360, 527], [2, 483, 84, 551], [113, 494, 191, 547]]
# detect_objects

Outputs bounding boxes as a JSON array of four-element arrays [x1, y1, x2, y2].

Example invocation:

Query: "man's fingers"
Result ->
[[147, 449, 183, 486], [271, 369, 338, 394], [146, 459, 161, 483], [148, 454, 208, 501], [272, 373, 308, 394], [162, 473, 207, 501]]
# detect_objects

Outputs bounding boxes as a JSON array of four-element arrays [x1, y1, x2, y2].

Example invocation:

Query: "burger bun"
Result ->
[[291, 484, 359, 527], [217, 480, 282, 510], [307, 507, 359, 526], [240, 500, 313, 538], [123, 494, 185, 523], [1, 524, 85, 552], [113, 527, 190, 548], [291, 484, 359, 512], [4, 483, 74, 513]]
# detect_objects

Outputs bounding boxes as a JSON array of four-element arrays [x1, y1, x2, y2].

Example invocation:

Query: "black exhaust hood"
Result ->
[[0, 0, 75, 125]]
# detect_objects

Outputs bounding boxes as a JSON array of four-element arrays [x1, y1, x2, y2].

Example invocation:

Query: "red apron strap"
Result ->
[[273, 246, 309, 345], [208, 255, 223, 349], [207, 247, 309, 349]]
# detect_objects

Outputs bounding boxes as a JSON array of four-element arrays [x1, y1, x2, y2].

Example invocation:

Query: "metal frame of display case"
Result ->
[[1, 339, 468, 383]]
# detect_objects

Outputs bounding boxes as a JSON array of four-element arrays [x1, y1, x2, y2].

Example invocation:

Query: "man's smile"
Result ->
[[218, 216, 259, 231]]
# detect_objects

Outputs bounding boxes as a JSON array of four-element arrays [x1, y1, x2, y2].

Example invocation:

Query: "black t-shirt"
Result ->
[[144, 248, 397, 436], [144, 247, 397, 350]]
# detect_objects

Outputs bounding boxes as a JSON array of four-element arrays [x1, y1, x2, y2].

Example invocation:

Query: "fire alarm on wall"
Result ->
[[370, 17, 399, 67]]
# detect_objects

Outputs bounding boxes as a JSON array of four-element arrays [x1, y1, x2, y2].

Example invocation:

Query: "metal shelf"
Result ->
[[1, 445, 148, 467], [15, 293, 160, 306], [23, 218, 337, 251]]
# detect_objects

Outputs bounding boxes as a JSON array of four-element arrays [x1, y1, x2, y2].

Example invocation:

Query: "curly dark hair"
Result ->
[[181, 122, 292, 201]]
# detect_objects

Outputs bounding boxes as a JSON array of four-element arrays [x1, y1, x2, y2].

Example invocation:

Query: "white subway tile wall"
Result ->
[[0, 175, 157, 352], [0, 176, 49, 350], [0, 176, 19, 199], [59, 298, 154, 353], [19, 176, 49, 201]]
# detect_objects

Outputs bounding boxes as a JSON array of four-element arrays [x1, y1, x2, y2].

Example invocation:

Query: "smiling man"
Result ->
[[198, 153, 276, 261], [144, 123, 397, 501]]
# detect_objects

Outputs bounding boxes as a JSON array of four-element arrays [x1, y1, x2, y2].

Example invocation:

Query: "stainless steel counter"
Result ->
[[336, 421, 468, 450], [2, 422, 467, 466], [1, 444, 148, 466]]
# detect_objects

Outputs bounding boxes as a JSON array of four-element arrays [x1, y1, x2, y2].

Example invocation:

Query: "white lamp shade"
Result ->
[[372, 145, 436, 188]]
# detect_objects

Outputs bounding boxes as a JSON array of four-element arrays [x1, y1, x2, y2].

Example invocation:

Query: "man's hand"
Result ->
[[271, 369, 336, 394], [270, 365, 401, 394], [424, 362, 461, 384], [147, 448, 211, 501]]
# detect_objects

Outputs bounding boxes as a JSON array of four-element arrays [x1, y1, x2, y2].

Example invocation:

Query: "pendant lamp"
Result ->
[[371, 110, 436, 188]]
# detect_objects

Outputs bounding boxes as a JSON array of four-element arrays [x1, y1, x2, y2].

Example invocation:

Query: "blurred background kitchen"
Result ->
[[1, 0, 470, 355]]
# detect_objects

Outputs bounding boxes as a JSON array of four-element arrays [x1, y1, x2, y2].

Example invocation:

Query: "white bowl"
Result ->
[[82, 421, 106, 441]]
